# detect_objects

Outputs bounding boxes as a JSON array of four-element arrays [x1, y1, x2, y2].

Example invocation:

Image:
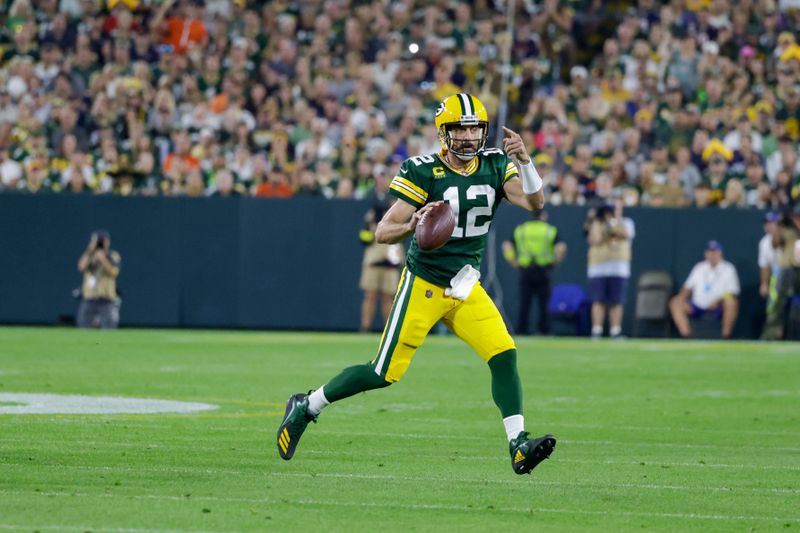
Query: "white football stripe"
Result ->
[[459, 93, 472, 115], [374, 272, 412, 375]]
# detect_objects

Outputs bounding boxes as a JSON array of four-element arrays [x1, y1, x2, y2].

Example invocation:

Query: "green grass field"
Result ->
[[0, 327, 798, 532]]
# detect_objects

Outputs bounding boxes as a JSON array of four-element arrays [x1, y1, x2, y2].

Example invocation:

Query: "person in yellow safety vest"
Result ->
[[502, 210, 567, 335]]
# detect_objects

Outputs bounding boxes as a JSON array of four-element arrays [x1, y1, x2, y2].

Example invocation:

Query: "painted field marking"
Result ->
[[0, 393, 218, 415]]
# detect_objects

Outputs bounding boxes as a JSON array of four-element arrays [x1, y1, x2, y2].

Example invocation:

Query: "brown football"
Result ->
[[415, 202, 456, 250]]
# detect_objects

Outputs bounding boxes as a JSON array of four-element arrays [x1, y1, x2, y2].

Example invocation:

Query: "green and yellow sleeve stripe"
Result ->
[[389, 176, 428, 206], [503, 161, 519, 182]]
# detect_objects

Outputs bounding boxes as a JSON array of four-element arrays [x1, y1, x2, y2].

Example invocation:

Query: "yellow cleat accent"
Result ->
[[278, 438, 288, 453], [514, 449, 525, 463]]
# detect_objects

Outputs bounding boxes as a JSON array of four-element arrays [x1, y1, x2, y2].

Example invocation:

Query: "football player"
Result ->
[[277, 93, 555, 475]]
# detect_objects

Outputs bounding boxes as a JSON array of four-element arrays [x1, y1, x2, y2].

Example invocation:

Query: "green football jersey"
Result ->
[[388, 149, 520, 287]]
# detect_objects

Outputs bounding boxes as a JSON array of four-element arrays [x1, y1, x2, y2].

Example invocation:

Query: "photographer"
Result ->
[[762, 205, 800, 339], [358, 170, 404, 332], [77, 230, 121, 329], [586, 201, 635, 338]]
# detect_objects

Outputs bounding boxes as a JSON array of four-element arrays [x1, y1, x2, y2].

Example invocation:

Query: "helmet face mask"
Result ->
[[442, 124, 487, 160], [435, 94, 489, 161]]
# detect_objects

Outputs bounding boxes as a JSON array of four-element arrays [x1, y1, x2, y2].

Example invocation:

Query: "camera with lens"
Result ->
[[92, 230, 110, 251], [584, 204, 615, 234]]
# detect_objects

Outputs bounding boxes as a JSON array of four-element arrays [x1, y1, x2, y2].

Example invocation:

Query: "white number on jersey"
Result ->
[[409, 155, 436, 166], [443, 185, 495, 238]]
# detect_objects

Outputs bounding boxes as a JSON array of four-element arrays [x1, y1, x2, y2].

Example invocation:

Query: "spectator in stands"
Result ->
[[210, 169, 241, 197], [77, 230, 121, 329], [743, 158, 770, 208], [255, 168, 293, 198], [0, 0, 795, 208], [20, 157, 52, 194], [669, 241, 740, 339], [152, 0, 208, 55], [719, 179, 746, 209]]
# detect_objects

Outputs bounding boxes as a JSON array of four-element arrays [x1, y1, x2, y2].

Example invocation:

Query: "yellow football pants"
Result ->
[[370, 268, 516, 382]]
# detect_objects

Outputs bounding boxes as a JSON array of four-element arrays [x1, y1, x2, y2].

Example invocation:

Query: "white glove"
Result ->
[[444, 265, 481, 301]]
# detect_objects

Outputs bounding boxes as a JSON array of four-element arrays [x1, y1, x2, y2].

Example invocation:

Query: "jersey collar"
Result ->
[[437, 151, 479, 176]]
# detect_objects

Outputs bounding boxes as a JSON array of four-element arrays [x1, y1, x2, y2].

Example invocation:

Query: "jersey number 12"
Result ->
[[442, 185, 495, 238]]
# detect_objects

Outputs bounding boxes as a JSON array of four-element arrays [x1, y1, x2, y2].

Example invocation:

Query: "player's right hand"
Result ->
[[408, 200, 444, 230]]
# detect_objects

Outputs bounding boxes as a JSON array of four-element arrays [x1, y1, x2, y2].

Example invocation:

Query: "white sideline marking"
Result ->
[[2, 491, 798, 524], [0, 393, 218, 415]]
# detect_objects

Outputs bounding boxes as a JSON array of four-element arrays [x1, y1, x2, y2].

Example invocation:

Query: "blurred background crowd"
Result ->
[[0, 0, 799, 209]]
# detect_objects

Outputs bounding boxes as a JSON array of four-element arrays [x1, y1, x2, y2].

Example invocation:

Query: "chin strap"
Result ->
[[452, 150, 476, 161]]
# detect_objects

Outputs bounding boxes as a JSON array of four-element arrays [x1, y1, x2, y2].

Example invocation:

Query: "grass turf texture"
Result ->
[[0, 327, 798, 532]]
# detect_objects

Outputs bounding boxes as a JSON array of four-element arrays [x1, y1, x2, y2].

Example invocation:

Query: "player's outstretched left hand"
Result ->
[[502, 127, 531, 165]]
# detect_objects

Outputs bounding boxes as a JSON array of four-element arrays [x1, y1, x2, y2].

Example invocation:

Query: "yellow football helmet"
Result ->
[[434, 93, 489, 160]]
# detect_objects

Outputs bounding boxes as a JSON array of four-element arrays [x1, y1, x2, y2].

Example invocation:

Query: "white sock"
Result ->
[[591, 325, 603, 336], [307, 387, 330, 416], [503, 414, 525, 442], [610, 326, 622, 336]]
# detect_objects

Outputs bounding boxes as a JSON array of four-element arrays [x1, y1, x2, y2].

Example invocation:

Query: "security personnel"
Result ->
[[503, 210, 566, 335]]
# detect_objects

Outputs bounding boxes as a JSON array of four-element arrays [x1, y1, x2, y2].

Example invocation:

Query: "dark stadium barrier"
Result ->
[[0, 195, 766, 338]]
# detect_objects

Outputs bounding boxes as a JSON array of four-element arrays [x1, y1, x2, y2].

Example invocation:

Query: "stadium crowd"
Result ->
[[0, 0, 799, 209]]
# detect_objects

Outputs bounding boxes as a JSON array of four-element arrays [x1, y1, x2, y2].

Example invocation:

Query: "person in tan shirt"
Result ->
[[586, 201, 634, 338], [77, 230, 121, 329], [358, 172, 404, 332], [761, 205, 800, 340]]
